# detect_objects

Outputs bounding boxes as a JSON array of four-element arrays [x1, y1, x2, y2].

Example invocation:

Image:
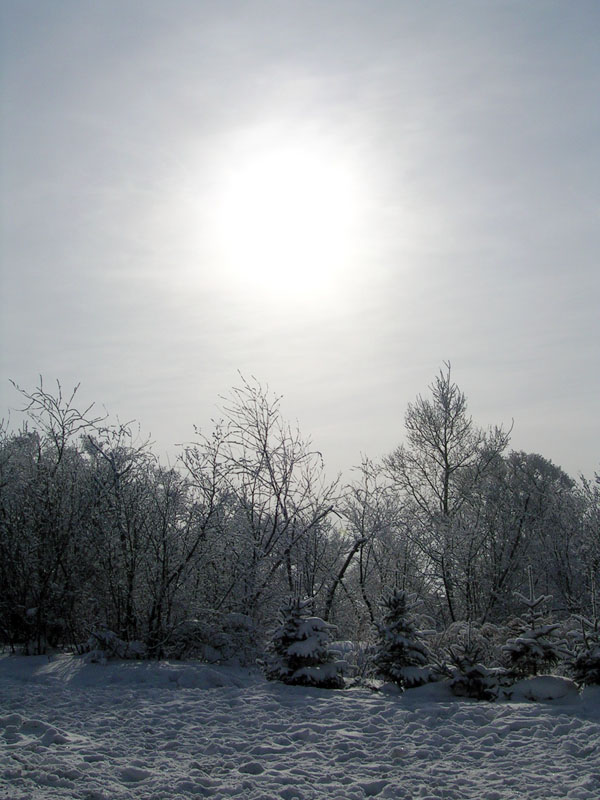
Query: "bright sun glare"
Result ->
[[214, 141, 360, 301]]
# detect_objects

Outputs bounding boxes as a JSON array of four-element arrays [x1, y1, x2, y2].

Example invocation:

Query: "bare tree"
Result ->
[[326, 458, 415, 636], [0, 380, 103, 651], [84, 424, 156, 642], [181, 376, 339, 624], [384, 364, 510, 623]]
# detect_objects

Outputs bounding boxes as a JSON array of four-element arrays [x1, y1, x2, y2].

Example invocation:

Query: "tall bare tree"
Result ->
[[181, 376, 339, 623], [384, 364, 510, 623]]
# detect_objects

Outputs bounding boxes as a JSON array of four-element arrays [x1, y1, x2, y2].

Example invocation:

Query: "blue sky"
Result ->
[[1, 1, 599, 478]]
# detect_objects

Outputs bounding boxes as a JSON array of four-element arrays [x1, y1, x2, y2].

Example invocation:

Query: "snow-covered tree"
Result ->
[[0, 380, 104, 653], [334, 457, 424, 639], [502, 567, 568, 678], [447, 623, 499, 701], [264, 597, 344, 688], [182, 377, 339, 624], [372, 588, 431, 688], [571, 618, 600, 686], [570, 577, 600, 686], [383, 363, 510, 625]]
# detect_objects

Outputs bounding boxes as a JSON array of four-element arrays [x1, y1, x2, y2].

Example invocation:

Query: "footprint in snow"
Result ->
[[120, 765, 151, 782], [238, 761, 265, 775], [2, 716, 70, 747]]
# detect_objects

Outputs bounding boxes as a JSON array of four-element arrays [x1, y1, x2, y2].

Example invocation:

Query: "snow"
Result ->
[[1, 654, 600, 799], [509, 676, 582, 703], [287, 636, 323, 657]]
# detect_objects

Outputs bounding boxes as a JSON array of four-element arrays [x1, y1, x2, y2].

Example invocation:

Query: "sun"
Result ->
[[213, 139, 360, 301]]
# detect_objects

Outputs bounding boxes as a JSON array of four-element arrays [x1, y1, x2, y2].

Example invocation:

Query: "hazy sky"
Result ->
[[1, 1, 599, 479]]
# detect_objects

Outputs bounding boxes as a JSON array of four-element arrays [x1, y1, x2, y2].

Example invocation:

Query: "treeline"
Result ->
[[0, 367, 598, 658]]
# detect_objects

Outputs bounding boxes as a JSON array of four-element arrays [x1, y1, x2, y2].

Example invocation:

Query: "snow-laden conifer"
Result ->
[[502, 567, 568, 679], [263, 597, 344, 688], [570, 619, 600, 686], [570, 576, 600, 686], [447, 622, 498, 701], [372, 588, 431, 689]]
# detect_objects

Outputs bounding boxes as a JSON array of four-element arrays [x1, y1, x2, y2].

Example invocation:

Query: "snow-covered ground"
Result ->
[[1, 654, 599, 800]]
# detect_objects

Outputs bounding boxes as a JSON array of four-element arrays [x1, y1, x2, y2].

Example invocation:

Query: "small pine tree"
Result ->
[[571, 618, 600, 686], [263, 597, 344, 689], [571, 576, 600, 686], [502, 567, 568, 679], [447, 623, 498, 701], [372, 588, 431, 689]]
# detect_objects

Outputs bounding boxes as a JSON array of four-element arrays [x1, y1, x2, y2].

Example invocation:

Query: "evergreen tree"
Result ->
[[502, 567, 568, 678], [571, 576, 600, 685], [372, 588, 431, 688], [263, 597, 344, 688], [447, 623, 498, 701], [571, 618, 600, 686]]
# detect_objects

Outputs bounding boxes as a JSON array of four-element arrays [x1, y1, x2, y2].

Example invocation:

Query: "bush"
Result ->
[[83, 630, 147, 663], [167, 611, 260, 666]]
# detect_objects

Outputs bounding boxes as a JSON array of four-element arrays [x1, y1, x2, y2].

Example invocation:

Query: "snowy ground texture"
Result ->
[[1, 655, 599, 800]]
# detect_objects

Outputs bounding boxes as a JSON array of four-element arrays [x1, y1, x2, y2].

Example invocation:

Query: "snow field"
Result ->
[[1, 655, 599, 799]]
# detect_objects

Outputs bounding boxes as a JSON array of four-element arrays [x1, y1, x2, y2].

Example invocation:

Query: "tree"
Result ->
[[384, 363, 510, 623], [571, 616, 600, 686], [577, 473, 600, 614], [453, 451, 577, 624], [182, 376, 339, 625], [570, 573, 600, 687], [502, 567, 568, 679], [86, 421, 226, 657], [84, 424, 157, 644], [330, 458, 424, 639], [0, 380, 103, 652], [446, 623, 499, 700], [264, 596, 344, 688], [372, 588, 431, 688]]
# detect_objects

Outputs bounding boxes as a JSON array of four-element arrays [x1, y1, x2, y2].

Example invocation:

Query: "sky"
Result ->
[[1, 0, 599, 480]]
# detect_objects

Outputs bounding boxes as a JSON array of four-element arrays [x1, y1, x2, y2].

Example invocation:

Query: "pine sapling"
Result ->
[[502, 567, 568, 679], [263, 597, 344, 689], [448, 622, 498, 701], [372, 588, 431, 689], [571, 574, 600, 686]]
